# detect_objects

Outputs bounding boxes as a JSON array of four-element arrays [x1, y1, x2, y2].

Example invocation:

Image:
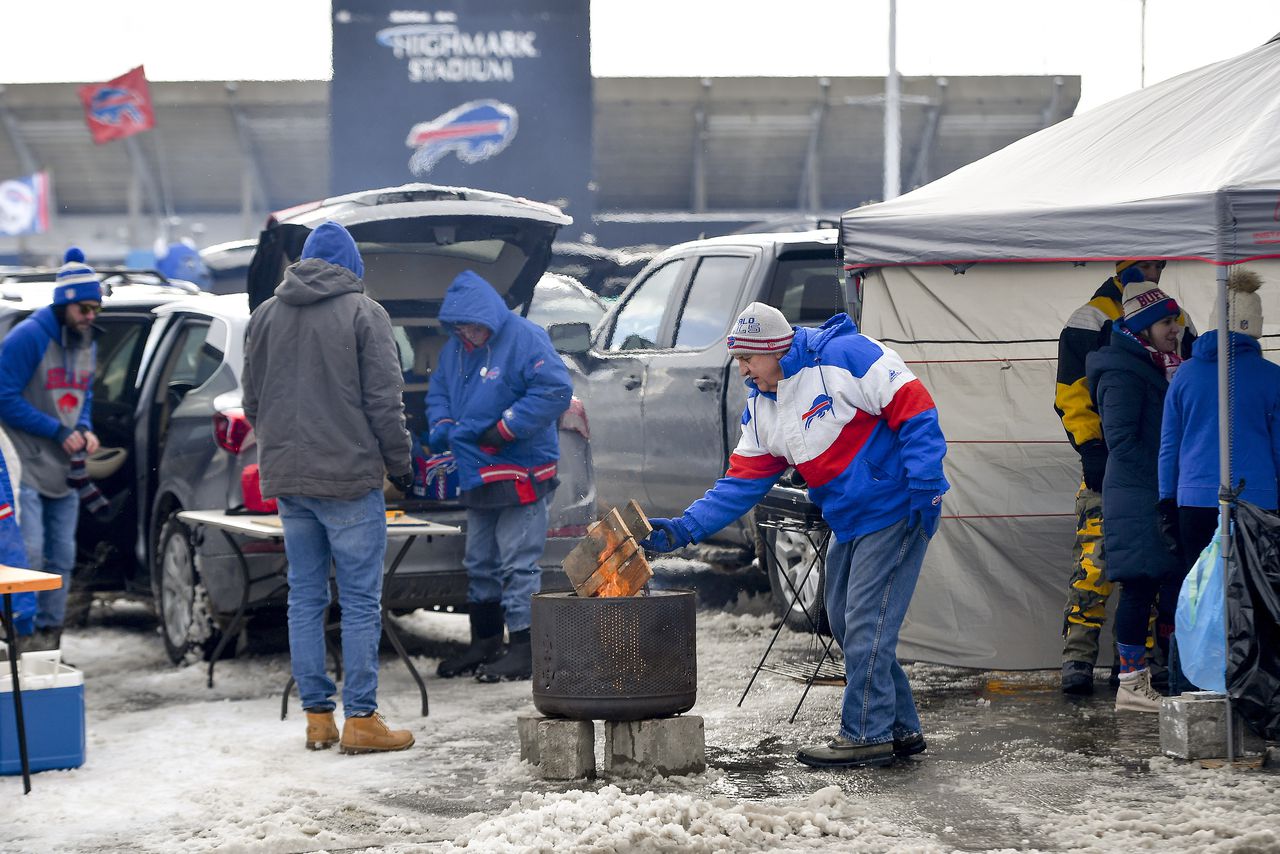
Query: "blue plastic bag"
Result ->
[[1176, 531, 1227, 693]]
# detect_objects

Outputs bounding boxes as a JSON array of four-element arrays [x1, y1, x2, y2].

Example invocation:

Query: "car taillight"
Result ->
[[213, 409, 252, 455], [558, 396, 590, 440]]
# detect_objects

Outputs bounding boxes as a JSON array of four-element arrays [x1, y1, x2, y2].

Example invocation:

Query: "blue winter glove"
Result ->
[[641, 517, 693, 553], [907, 490, 943, 538], [427, 421, 454, 454]]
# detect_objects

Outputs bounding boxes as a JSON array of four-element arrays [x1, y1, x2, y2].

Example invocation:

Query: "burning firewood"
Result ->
[[562, 500, 654, 597]]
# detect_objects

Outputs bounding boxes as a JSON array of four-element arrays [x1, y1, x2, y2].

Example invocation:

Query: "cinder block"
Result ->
[[1159, 693, 1267, 759], [537, 718, 596, 780], [605, 715, 705, 777], [517, 713, 543, 765]]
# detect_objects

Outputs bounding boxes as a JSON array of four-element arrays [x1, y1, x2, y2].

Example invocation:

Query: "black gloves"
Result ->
[[1079, 442, 1107, 493], [388, 471, 415, 495], [478, 422, 511, 452]]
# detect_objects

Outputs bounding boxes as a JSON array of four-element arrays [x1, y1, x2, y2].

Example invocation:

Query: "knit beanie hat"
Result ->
[[1210, 267, 1264, 339], [726, 302, 793, 356], [53, 247, 102, 306], [1122, 281, 1180, 335]]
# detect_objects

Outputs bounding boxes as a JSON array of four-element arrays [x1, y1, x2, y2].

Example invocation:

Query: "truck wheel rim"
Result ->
[[773, 530, 822, 618]]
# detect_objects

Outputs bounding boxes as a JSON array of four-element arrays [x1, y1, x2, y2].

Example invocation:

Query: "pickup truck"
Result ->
[[558, 229, 850, 629]]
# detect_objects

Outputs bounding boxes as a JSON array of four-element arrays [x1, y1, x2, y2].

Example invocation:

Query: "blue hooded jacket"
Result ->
[[0, 446, 35, 635], [426, 271, 572, 494], [1159, 330, 1280, 510], [301, 221, 364, 278]]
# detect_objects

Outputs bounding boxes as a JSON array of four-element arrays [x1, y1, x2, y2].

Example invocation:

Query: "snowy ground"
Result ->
[[4, 571, 1279, 854]]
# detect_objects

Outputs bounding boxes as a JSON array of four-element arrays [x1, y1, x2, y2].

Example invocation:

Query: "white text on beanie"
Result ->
[[726, 302, 793, 356]]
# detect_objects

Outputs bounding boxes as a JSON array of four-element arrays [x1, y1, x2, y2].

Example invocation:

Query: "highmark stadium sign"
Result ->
[[374, 16, 540, 83], [332, 2, 592, 238]]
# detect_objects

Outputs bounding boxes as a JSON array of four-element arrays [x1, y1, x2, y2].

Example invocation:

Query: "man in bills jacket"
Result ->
[[643, 302, 948, 769]]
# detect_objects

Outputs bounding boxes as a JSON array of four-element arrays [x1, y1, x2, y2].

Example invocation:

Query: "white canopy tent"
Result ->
[[842, 34, 1280, 670]]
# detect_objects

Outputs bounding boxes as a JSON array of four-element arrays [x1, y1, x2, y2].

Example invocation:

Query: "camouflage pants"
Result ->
[[1061, 484, 1111, 664]]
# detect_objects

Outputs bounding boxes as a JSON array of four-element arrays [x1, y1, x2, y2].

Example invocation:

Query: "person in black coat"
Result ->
[[1086, 278, 1187, 714]]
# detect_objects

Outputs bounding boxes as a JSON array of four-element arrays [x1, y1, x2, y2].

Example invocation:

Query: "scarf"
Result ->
[[1118, 324, 1183, 381]]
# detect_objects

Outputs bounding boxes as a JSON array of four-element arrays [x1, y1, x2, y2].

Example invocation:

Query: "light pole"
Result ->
[[884, 0, 901, 201]]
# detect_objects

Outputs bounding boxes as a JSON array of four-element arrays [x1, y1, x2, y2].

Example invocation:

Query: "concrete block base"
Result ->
[[517, 714, 595, 780], [605, 715, 705, 778], [1159, 692, 1267, 760]]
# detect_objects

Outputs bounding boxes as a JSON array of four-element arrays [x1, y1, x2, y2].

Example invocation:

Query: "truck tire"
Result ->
[[757, 521, 831, 636], [154, 515, 223, 665]]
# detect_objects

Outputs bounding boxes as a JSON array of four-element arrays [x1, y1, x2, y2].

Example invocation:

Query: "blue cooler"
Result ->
[[0, 647, 86, 774]]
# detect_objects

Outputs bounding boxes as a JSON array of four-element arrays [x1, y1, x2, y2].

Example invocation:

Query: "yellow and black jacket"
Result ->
[[1054, 276, 1196, 470]]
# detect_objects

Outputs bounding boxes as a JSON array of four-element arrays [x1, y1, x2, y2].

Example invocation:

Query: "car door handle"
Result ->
[[694, 377, 717, 391], [622, 375, 641, 390]]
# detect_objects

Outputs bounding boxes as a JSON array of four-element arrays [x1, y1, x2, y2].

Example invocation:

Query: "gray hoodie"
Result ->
[[242, 257, 412, 500]]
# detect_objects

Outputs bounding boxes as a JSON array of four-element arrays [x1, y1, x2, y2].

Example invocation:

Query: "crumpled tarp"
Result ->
[[1228, 500, 1280, 741]]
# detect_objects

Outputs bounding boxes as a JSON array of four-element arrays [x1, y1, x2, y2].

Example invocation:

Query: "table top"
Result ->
[[0, 565, 63, 595], [177, 508, 461, 539]]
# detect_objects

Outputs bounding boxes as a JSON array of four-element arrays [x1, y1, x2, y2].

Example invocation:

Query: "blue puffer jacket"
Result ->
[[1160, 330, 1280, 510], [1087, 326, 1181, 583], [426, 271, 572, 495]]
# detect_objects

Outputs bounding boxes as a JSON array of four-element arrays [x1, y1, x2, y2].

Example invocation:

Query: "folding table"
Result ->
[[0, 564, 63, 794], [176, 510, 460, 717]]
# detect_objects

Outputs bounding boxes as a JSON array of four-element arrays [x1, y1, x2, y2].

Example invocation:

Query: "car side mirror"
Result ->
[[547, 321, 592, 355]]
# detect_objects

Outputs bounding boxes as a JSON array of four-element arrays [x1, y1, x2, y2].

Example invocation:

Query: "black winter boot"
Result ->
[[476, 628, 531, 682], [437, 602, 505, 678]]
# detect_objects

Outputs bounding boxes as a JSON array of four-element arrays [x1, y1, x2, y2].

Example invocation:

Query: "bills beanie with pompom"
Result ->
[[726, 302, 794, 356], [53, 247, 102, 305], [1211, 267, 1264, 339], [1122, 281, 1180, 335]]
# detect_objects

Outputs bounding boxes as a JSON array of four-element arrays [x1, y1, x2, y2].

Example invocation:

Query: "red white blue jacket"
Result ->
[[680, 314, 948, 543]]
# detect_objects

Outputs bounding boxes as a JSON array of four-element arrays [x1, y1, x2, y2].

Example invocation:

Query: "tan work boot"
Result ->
[[305, 710, 340, 750], [340, 713, 415, 754], [1115, 668, 1162, 713]]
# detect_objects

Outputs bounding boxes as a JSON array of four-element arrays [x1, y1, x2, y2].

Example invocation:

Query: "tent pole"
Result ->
[[883, 0, 901, 201], [1215, 262, 1234, 764]]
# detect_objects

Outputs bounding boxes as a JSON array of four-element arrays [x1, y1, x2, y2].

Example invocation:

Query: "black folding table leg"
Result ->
[[208, 530, 252, 689], [3, 593, 32, 794], [380, 536, 428, 716]]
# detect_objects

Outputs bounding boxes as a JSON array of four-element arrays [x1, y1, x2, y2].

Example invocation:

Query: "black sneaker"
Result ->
[[893, 732, 927, 758], [1061, 660, 1095, 695], [796, 736, 895, 769]]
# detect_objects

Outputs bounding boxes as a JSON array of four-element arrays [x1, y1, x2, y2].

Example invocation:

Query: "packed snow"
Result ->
[[3, 583, 1277, 853]]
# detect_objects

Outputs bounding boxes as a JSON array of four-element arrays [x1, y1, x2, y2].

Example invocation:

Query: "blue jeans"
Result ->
[[277, 489, 386, 717], [463, 497, 548, 633], [825, 517, 930, 744], [18, 485, 80, 630]]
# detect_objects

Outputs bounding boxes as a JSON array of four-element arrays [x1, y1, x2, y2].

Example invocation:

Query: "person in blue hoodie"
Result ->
[[1, 428, 37, 651], [643, 302, 948, 769], [426, 271, 573, 683], [1087, 279, 1187, 714], [1160, 267, 1280, 575], [0, 249, 101, 653]]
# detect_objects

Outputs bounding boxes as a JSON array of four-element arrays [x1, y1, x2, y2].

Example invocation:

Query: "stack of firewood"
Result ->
[[562, 500, 654, 598]]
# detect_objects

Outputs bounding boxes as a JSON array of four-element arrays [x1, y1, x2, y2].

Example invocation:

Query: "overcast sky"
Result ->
[[0, 0, 1275, 113]]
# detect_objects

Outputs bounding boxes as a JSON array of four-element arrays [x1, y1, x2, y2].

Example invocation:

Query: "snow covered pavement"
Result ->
[[4, 591, 1278, 853]]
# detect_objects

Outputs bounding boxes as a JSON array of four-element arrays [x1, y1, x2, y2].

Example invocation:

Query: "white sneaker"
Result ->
[[1115, 668, 1162, 713]]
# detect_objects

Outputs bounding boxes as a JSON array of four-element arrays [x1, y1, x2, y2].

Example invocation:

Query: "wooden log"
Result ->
[[618, 499, 652, 541], [579, 537, 640, 598]]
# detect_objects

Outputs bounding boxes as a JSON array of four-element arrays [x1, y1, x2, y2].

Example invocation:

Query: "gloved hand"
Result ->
[[388, 470, 415, 495], [907, 490, 943, 537], [641, 517, 693, 553], [479, 422, 511, 450], [1156, 497, 1181, 558], [427, 421, 454, 454], [1080, 442, 1107, 493]]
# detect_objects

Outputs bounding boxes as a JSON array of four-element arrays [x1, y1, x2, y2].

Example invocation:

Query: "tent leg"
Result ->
[[1215, 263, 1234, 766]]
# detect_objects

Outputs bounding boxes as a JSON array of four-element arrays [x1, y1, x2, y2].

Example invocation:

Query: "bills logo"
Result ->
[[803, 394, 833, 429], [56, 392, 80, 416], [735, 316, 762, 335], [406, 99, 518, 176], [88, 86, 148, 127]]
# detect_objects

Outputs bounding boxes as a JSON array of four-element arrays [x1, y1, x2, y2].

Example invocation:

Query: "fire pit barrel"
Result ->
[[531, 590, 697, 721]]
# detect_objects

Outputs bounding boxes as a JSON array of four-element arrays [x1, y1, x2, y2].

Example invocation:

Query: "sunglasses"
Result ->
[[75, 303, 102, 316]]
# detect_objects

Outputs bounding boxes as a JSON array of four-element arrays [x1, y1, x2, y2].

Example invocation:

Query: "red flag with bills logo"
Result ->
[[78, 65, 155, 144]]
